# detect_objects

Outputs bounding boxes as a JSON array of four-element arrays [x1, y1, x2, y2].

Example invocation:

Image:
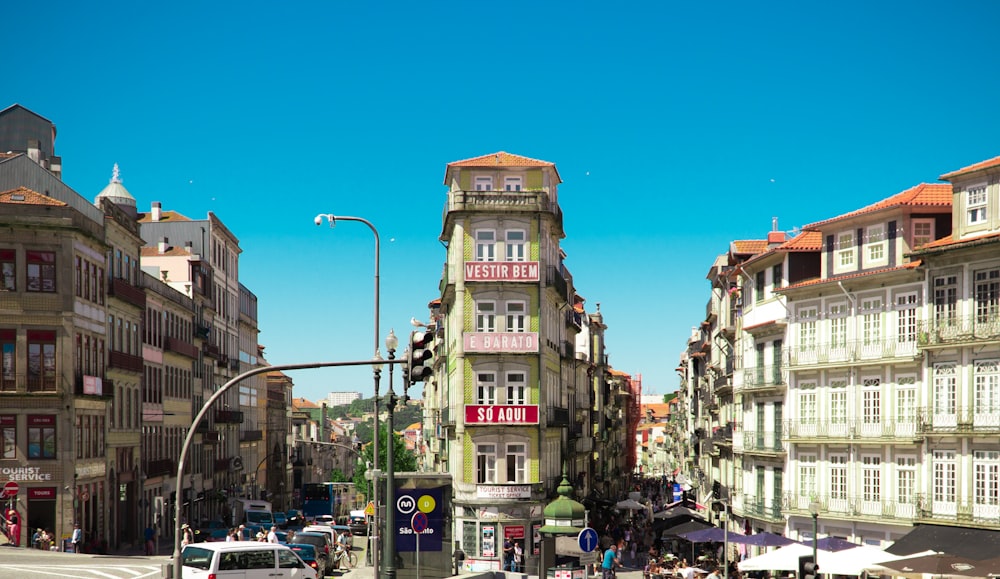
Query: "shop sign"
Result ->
[[75, 462, 106, 479], [504, 525, 525, 539], [464, 332, 538, 353], [28, 487, 56, 499], [465, 261, 539, 282], [1, 467, 53, 482], [465, 404, 538, 425], [477, 485, 531, 500], [482, 525, 495, 558], [83, 375, 103, 396]]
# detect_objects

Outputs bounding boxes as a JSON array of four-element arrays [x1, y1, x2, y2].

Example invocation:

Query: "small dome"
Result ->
[[538, 474, 587, 536], [94, 163, 136, 208]]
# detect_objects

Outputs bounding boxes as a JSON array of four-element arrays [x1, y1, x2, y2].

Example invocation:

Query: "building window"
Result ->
[[911, 219, 934, 248], [897, 293, 917, 343], [475, 230, 496, 262], [861, 299, 882, 346], [755, 271, 765, 303], [475, 176, 493, 191], [800, 387, 816, 424], [967, 186, 987, 225], [974, 359, 1000, 414], [772, 263, 783, 289], [504, 176, 522, 192], [506, 372, 526, 405], [837, 231, 856, 270], [974, 268, 1000, 324], [505, 230, 526, 262], [1, 416, 14, 459], [974, 450, 1000, 507], [896, 378, 917, 423], [862, 455, 881, 502], [863, 378, 881, 424], [27, 330, 56, 392], [829, 304, 848, 349], [0, 330, 14, 392], [27, 416, 56, 459], [896, 456, 916, 504], [477, 372, 496, 405], [933, 450, 956, 503], [0, 249, 14, 291], [830, 380, 847, 424], [830, 455, 847, 500], [866, 224, 886, 264], [799, 455, 816, 497], [799, 308, 817, 352], [505, 443, 527, 483], [506, 301, 526, 333], [476, 443, 496, 483], [934, 363, 957, 415], [476, 301, 496, 332], [26, 251, 56, 293], [934, 275, 958, 325]]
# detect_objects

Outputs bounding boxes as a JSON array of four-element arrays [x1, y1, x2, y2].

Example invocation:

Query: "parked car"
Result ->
[[347, 510, 368, 536], [180, 541, 317, 578], [287, 543, 326, 577], [290, 531, 332, 572], [273, 512, 288, 527]]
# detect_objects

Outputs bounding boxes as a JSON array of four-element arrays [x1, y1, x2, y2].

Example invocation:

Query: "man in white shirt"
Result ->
[[266, 526, 279, 543], [70, 523, 82, 553]]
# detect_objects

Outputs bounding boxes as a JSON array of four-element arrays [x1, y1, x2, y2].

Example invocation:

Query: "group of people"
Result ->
[[502, 537, 525, 572]]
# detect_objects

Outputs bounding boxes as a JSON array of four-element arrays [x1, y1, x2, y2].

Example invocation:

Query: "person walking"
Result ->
[[513, 541, 524, 573], [5, 508, 20, 547], [144, 523, 156, 555], [503, 537, 515, 571], [266, 526, 279, 543], [602, 542, 621, 579], [181, 524, 194, 547], [70, 523, 82, 553]]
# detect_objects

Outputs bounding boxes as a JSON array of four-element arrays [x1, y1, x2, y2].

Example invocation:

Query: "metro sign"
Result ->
[[465, 404, 539, 425], [465, 261, 539, 282]]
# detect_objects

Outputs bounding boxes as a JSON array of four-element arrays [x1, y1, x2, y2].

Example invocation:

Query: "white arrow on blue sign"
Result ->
[[577, 527, 599, 553]]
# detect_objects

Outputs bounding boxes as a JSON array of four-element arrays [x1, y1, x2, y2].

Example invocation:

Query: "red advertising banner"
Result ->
[[28, 487, 56, 499], [465, 405, 539, 425], [464, 332, 538, 353], [27, 415, 55, 426], [465, 261, 540, 282], [504, 525, 525, 539]]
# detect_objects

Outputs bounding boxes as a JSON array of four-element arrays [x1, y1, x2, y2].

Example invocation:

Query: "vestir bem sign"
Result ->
[[465, 261, 540, 282], [465, 405, 538, 425], [464, 332, 538, 353]]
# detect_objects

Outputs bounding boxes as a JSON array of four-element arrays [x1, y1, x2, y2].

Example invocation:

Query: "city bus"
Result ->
[[300, 482, 356, 519]]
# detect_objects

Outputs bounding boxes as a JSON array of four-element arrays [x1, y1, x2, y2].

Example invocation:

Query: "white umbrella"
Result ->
[[821, 545, 906, 576], [738, 543, 837, 572], [615, 498, 646, 510]]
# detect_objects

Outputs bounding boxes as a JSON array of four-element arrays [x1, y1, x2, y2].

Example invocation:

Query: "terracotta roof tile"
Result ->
[[731, 240, 768, 255], [137, 210, 192, 223], [444, 151, 562, 184], [940, 155, 1000, 180], [916, 230, 1000, 251], [780, 230, 823, 251], [804, 183, 952, 229], [0, 186, 66, 206], [140, 246, 196, 257], [292, 397, 320, 409], [779, 261, 921, 291]]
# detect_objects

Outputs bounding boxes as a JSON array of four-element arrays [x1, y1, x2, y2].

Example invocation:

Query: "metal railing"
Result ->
[[917, 405, 1000, 433], [739, 365, 786, 391], [784, 492, 918, 523], [784, 418, 920, 440], [742, 431, 784, 453], [742, 493, 784, 522], [918, 314, 1000, 347], [786, 337, 920, 366]]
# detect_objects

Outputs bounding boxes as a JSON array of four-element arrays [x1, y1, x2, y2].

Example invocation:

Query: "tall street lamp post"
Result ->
[[314, 212, 381, 579], [382, 330, 399, 579]]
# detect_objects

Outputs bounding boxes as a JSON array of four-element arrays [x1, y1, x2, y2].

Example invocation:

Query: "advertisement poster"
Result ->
[[482, 525, 496, 558], [532, 523, 541, 555], [394, 486, 444, 552]]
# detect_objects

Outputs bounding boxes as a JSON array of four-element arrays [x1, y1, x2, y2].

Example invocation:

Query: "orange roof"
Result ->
[[940, 155, 1000, 180], [779, 261, 921, 291], [780, 230, 823, 251], [804, 183, 952, 229], [731, 240, 768, 255], [140, 245, 196, 257], [444, 151, 562, 184], [917, 230, 1000, 251], [0, 186, 66, 207], [292, 397, 320, 409], [137, 209, 192, 222]]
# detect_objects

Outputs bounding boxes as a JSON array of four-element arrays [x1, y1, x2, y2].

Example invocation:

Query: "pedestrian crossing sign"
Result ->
[[364, 501, 375, 516]]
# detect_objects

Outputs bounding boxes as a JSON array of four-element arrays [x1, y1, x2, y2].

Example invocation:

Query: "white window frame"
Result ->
[[896, 292, 917, 343], [933, 450, 956, 503], [862, 455, 881, 502], [477, 372, 496, 405], [505, 301, 527, 333], [830, 454, 847, 500], [506, 372, 526, 405], [476, 443, 497, 483], [861, 298, 882, 346], [934, 363, 957, 414], [974, 268, 1000, 323], [974, 359, 1000, 414], [505, 230, 526, 262], [863, 377, 881, 424], [476, 301, 496, 333], [974, 450, 1000, 506], [896, 455, 916, 503], [799, 307, 818, 351], [911, 218, 934, 248], [830, 380, 847, 424], [476, 230, 496, 262], [866, 223, 887, 265], [504, 176, 522, 192], [800, 387, 817, 424], [505, 442, 527, 483], [836, 231, 856, 272], [934, 275, 958, 324], [829, 304, 848, 349], [475, 176, 494, 192], [967, 185, 987, 225], [799, 454, 817, 497], [896, 378, 917, 422]]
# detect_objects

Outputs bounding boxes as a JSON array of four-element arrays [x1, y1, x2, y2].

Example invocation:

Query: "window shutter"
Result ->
[[526, 169, 543, 190], [460, 171, 471, 191]]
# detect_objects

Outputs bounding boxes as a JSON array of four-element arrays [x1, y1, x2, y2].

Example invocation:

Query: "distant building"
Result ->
[[326, 391, 361, 407]]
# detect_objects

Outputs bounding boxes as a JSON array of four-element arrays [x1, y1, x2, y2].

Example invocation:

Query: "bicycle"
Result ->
[[331, 546, 358, 569]]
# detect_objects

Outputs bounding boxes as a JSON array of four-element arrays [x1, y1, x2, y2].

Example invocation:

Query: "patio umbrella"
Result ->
[[681, 527, 749, 544], [616, 498, 646, 510], [661, 519, 715, 539], [814, 536, 858, 552], [875, 552, 989, 578], [741, 531, 796, 548], [654, 506, 705, 520], [738, 543, 837, 572], [820, 545, 905, 576]]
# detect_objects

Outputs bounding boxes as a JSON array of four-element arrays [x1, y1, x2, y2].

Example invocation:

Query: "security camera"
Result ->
[[314, 215, 323, 226]]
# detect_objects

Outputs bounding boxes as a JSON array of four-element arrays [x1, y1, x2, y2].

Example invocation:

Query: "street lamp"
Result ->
[[713, 500, 731, 579], [808, 499, 820, 564], [383, 329, 399, 579], [315, 212, 381, 579]]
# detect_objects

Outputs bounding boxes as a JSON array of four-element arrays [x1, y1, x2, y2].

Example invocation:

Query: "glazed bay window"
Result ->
[[475, 230, 496, 262], [27, 415, 56, 459], [476, 301, 496, 332], [27, 330, 56, 392], [506, 301, 526, 332], [477, 372, 496, 405], [476, 443, 497, 483], [1, 249, 15, 291], [967, 186, 987, 225], [1, 329, 14, 392], [506, 372, 526, 404], [1, 415, 14, 459], [505, 230, 526, 261], [505, 443, 527, 483], [26, 250, 56, 292]]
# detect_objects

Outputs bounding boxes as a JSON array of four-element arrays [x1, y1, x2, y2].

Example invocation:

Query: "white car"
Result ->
[[181, 541, 318, 579]]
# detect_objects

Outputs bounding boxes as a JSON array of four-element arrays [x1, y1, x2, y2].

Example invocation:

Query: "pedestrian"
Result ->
[[602, 542, 621, 579], [513, 541, 524, 573], [267, 525, 279, 543], [40, 528, 52, 551], [32, 528, 42, 549], [503, 537, 515, 571], [6, 508, 20, 547], [181, 524, 194, 547], [70, 523, 82, 553], [144, 523, 156, 555]]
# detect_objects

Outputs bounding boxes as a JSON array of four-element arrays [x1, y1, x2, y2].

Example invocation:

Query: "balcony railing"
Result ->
[[914, 494, 1000, 527], [918, 314, 1000, 347], [547, 265, 569, 301], [786, 337, 920, 367], [445, 190, 562, 228], [241, 429, 263, 442], [229, 358, 240, 372], [146, 458, 175, 478], [109, 277, 146, 309], [165, 336, 199, 359], [74, 374, 113, 398], [784, 492, 917, 523], [565, 308, 583, 330], [202, 430, 221, 443], [784, 418, 920, 441], [441, 408, 454, 426], [202, 343, 220, 359], [547, 406, 570, 427], [742, 431, 784, 453], [215, 410, 244, 424], [917, 406, 1000, 434], [109, 350, 144, 373], [742, 493, 784, 522], [195, 323, 211, 340], [739, 365, 786, 392]]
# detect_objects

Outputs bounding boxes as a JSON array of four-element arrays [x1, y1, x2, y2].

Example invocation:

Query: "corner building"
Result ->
[[435, 152, 578, 570]]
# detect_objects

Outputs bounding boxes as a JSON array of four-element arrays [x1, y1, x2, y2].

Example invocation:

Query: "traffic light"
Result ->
[[407, 329, 435, 385], [799, 555, 819, 579]]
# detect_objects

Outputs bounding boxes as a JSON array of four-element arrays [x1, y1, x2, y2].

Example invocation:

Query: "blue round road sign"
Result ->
[[411, 511, 429, 533], [577, 527, 599, 552]]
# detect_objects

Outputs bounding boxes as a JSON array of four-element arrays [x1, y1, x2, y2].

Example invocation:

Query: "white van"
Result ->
[[181, 541, 318, 579]]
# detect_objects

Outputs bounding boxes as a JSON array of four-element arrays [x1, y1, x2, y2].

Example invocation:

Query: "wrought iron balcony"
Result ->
[[742, 493, 784, 523], [918, 314, 1000, 347], [917, 405, 1000, 434], [445, 190, 562, 230], [738, 365, 786, 392], [784, 418, 921, 441], [215, 410, 244, 424], [165, 336, 199, 358], [784, 492, 918, 524], [547, 406, 570, 427], [913, 493, 1000, 527], [195, 323, 211, 340], [109, 277, 146, 309], [241, 429, 263, 442], [109, 350, 144, 373], [146, 458, 175, 478], [785, 337, 920, 367], [741, 431, 785, 454]]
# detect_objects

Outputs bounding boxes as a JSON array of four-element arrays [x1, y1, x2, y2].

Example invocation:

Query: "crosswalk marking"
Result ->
[[0, 565, 162, 579]]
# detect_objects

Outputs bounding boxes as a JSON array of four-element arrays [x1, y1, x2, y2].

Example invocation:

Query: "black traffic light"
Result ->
[[799, 555, 819, 579], [407, 329, 434, 385]]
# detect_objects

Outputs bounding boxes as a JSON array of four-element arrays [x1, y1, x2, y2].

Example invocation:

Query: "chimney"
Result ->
[[184, 241, 193, 254], [767, 217, 786, 246], [151, 202, 162, 222], [158, 237, 169, 254]]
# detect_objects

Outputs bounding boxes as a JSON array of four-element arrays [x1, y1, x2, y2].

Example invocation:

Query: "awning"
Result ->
[[886, 524, 1000, 560]]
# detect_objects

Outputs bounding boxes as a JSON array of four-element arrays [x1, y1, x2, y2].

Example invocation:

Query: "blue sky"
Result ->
[[6, 1, 1000, 402]]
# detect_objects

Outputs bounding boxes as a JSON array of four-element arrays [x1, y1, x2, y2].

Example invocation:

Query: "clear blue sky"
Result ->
[[7, 1, 1000, 402]]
